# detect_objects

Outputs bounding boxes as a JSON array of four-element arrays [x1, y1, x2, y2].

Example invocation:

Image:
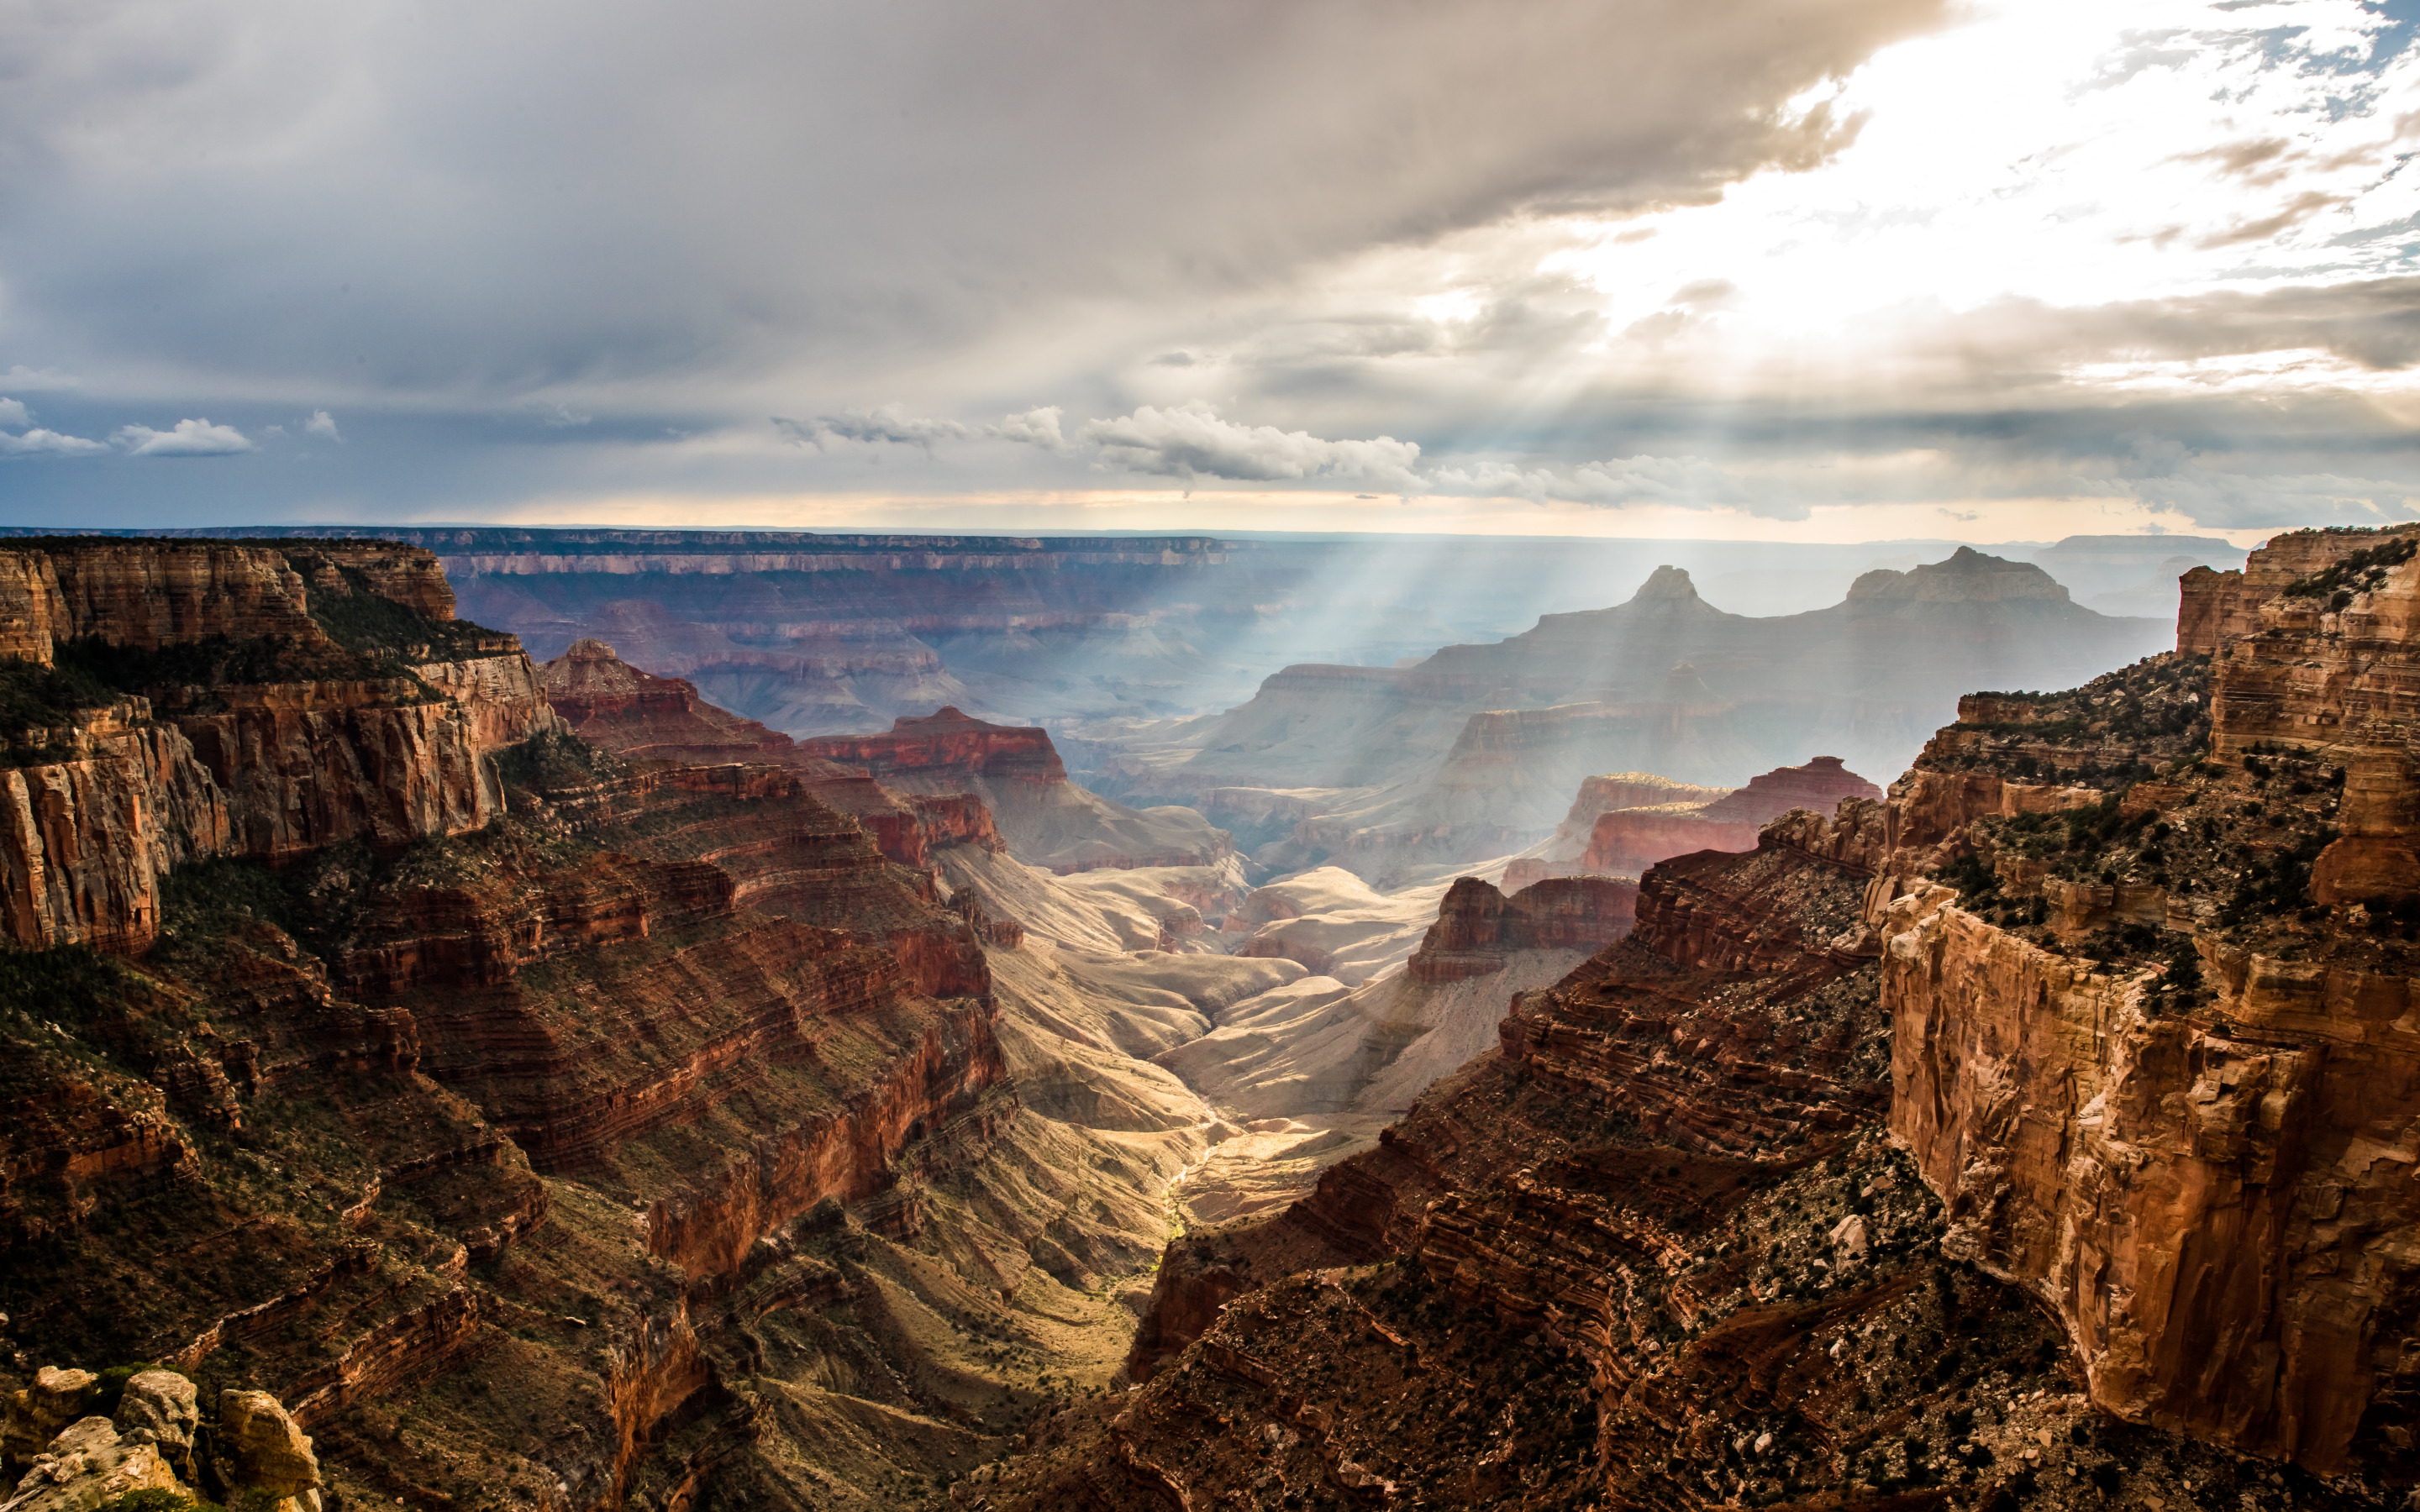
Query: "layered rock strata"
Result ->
[[972, 525, 2420, 1509], [1406, 875, 1638, 983], [801, 706, 1232, 874], [0, 539, 555, 952], [1872, 525, 2420, 1474], [0, 538, 1192, 1512]]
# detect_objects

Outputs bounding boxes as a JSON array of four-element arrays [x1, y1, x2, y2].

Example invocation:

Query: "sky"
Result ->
[[1, 0, 2417, 543]]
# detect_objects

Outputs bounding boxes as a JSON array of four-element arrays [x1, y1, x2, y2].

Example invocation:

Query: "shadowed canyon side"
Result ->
[[1104, 548, 2170, 879], [967, 529, 2420, 1511]]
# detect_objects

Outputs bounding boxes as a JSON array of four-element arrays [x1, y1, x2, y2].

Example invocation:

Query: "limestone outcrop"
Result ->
[[2, 1371, 320, 1512]]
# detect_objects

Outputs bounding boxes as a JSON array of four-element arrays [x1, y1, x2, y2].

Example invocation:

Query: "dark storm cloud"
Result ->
[[0, 0, 1944, 404]]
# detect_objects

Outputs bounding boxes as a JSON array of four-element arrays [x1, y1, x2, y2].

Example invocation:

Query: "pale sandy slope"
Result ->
[[938, 847, 1599, 1231]]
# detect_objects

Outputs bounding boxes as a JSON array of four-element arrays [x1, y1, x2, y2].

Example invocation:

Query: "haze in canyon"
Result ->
[[5, 0, 2420, 1509]]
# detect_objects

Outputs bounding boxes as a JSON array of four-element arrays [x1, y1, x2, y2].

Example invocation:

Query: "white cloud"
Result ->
[[988, 406, 1073, 454], [113, 418, 255, 456], [0, 399, 28, 428], [775, 406, 971, 454], [0, 428, 108, 457], [1076, 402, 1423, 490], [303, 409, 342, 442], [0, 366, 77, 391]]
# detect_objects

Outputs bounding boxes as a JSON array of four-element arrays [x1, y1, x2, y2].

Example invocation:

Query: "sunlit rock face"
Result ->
[[0, 539, 554, 951], [1882, 524, 2420, 1473]]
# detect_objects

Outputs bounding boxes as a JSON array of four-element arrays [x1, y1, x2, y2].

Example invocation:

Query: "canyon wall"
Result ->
[[1881, 523, 2420, 1473], [0, 540, 555, 952], [800, 706, 1233, 875], [0, 538, 1050, 1512]]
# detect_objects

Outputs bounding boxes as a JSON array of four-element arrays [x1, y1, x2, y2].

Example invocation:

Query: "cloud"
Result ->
[[0, 0, 1941, 408], [988, 407, 1074, 455], [303, 409, 342, 442], [0, 366, 76, 391], [2130, 470, 2420, 529], [0, 399, 27, 428], [113, 418, 255, 456], [0, 428, 107, 457], [1076, 403, 1423, 489], [775, 406, 971, 454], [1428, 453, 1798, 517]]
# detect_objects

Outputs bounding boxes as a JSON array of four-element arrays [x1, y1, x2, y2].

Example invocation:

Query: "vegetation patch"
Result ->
[[2281, 530, 2417, 606]]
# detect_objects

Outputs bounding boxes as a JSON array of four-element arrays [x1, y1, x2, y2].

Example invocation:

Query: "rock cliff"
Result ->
[[800, 706, 1232, 875], [1406, 875, 1638, 983], [0, 540, 554, 953], [539, 638, 1007, 869], [0, 538, 1211, 1512], [1875, 524, 2420, 1474]]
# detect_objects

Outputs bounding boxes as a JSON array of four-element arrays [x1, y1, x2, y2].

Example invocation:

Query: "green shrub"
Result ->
[[0, 944, 129, 1027]]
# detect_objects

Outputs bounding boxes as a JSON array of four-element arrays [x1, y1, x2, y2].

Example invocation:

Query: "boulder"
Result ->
[[6, 1415, 183, 1512], [2, 1369, 96, 1471], [111, 1372, 198, 1474], [211, 1390, 321, 1512]]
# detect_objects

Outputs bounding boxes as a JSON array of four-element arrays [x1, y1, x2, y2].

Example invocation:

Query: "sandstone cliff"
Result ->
[[0, 540, 555, 953], [1406, 875, 1637, 983], [1870, 525, 2420, 1474], [539, 638, 1007, 869], [968, 527, 2420, 1509]]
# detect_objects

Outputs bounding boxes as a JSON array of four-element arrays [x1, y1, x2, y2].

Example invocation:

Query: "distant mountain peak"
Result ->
[[1849, 548, 2072, 605], [1629, 564, 1700, 601]]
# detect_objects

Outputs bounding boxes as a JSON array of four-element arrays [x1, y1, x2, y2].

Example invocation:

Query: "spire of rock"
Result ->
[[1628, 564, 1699, 601]]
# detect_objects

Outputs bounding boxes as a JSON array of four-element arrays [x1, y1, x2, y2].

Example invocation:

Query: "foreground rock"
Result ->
[[0, 538, 1240, 1512], [3, 1371, 318, 1512]]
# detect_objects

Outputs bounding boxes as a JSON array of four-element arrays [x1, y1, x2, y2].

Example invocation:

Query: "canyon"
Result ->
[[6, 524, 2400, 1512], [961, 524, 2420, 1511]]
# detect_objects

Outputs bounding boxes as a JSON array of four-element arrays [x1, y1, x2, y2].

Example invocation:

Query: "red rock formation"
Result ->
[[1549, 771, 1731, 850], [1695, 753, 1882, 823], [543, 638, 797, 764], [804, 706, 1232, 874], [0, 541, 556, 951], [1580, 805, 1760, 875], [1573, 756, 1881, 876], [544, 642, 1010, 871], [1406, 876, 1638, 983], [1870, 529, 2420, 1473], [799, 705, 1066, 785]]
